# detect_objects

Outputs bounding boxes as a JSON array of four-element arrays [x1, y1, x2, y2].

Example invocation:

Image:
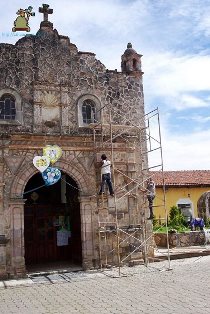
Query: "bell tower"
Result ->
[[121, 43, 143, 75]]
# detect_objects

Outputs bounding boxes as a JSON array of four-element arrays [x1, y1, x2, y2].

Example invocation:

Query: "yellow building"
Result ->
[[151, 170, 210, 222]]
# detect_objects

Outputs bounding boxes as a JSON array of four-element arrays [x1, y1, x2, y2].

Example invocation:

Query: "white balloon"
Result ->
[[33, 156, 50, 173]]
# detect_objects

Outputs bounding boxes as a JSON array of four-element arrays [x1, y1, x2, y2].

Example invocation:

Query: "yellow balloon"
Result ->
[[43, 145, 62, 164]]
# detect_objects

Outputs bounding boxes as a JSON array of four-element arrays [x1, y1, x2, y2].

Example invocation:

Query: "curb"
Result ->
[[155, 249, 210, 261]]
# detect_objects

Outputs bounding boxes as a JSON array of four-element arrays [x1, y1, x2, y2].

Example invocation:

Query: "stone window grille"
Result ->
[[82, 99, 96, 124], [0, 94, 16, 120]]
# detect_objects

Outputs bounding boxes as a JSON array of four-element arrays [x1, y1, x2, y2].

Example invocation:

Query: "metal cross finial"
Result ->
[[39, 4, 53, 22]]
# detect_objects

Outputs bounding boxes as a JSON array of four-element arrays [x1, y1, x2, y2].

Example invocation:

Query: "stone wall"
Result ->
[[154, 231, 205, 247], [0, 132, 153, 277], [0, 24, 144, 136]]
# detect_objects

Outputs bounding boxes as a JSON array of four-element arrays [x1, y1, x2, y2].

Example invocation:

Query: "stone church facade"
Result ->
[[0, 7, 153, 279]]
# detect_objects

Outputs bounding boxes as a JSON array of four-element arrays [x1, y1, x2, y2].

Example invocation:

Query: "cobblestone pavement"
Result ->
[[0, 256, 210, 314]]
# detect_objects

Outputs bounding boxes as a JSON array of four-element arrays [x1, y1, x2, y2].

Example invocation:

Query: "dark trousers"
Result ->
[[99, 173, 114, 195], [147, 194, 155, 216]]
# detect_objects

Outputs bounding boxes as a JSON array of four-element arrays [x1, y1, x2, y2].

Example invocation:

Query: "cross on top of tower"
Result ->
[[39, 4, 53, 22]]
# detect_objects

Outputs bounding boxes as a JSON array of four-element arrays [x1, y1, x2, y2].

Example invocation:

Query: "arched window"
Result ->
[[0, 94, 16, 120], [82, 99, 96, 124], [133, 59, 137, 70], [77, 94, 100, 127]]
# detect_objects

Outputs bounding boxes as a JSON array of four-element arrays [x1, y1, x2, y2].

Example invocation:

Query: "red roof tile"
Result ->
[[150, 170, 210, 186]]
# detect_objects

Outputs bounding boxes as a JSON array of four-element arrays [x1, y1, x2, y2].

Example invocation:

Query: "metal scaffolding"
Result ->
[[91, 105, 170, 275]]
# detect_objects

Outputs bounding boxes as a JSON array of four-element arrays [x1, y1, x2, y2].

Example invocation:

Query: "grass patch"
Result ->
[[153, 206, 191, 233], [153, 225, 191, 233]]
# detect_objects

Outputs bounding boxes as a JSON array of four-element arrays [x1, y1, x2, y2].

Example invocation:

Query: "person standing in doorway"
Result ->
[[99, 154, 114, 196], [146, 178, 156, 219]]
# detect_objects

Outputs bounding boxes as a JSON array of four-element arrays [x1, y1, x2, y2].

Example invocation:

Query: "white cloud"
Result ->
[[161, 128, 210, 170], [147, 111, 210, 170], [179, 95, 209, 109], [51, 0, 150, 37], [145, 53, 210, 95], [195, 116, 210, 123], [144, 52, 210, 110], [193, 7, 210, 36], [148, 114, 210, 170]]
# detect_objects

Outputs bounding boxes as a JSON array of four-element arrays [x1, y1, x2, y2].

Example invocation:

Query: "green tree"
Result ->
[[169, 206, 187, 230]]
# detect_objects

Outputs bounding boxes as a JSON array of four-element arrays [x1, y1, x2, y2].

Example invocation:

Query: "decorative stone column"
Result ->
[[0, 167, 7, 279], [0, 235, 8, 279], [80, 195, 97, 269], [61, 87, 69, 128], [0, 181, 4, 234], [9, 198, 26, 278]]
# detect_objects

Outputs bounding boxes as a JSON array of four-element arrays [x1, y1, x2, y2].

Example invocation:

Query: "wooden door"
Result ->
[[24, 205, 72, 264]]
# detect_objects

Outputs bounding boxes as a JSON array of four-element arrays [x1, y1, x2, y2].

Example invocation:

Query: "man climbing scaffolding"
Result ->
[[99, 154, 114, 196], [146, 177, 156, 220]]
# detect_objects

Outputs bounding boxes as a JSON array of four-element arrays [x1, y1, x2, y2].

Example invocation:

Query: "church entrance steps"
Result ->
[[26, 261, 82, 276]]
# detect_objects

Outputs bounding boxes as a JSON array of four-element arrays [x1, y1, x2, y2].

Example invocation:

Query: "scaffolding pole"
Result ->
[[92, 106, 170, 274]]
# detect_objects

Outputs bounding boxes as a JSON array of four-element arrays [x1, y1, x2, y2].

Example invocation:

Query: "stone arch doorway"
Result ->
[[23, 171, 82, 270]]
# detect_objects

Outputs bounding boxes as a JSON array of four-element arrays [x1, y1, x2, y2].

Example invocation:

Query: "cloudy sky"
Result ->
[[1, 0, 210, 170]]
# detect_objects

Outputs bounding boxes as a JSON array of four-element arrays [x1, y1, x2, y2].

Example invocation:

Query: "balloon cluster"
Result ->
[[33, 145, 62, 186]]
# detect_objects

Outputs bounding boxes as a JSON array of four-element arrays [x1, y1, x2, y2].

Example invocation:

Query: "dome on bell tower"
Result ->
[[123, 43, 137, 55]]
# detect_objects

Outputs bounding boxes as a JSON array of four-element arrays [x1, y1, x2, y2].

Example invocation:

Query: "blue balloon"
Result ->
[[42, 167, 61, 186]]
